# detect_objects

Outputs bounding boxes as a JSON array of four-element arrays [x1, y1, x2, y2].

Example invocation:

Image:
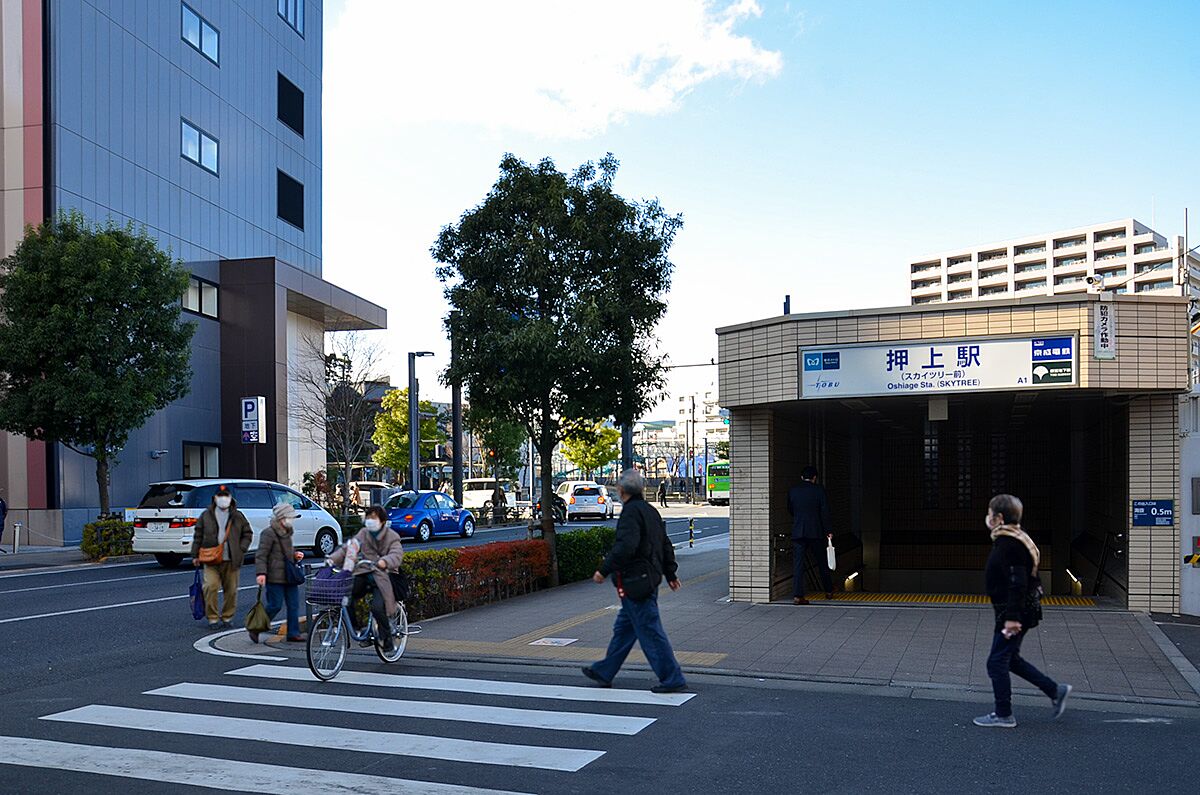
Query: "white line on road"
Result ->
[[228, 663, 697, 706], [42, 705, 605, 772], [1102, 717, 1174, 724], [193, 624, 287, 662], [148, 682, 656, 735], [0, 584, 256, 624], [0, 735, 530, 794], [0, 560, 154, 579], [0, 569, 188, 594]]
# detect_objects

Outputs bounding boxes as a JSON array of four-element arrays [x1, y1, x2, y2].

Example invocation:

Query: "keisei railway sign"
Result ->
[[800, 335, 1077, 399]]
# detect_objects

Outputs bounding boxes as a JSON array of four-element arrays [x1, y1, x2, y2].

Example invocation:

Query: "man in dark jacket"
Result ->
[[786, 465, 834, 604], [583, 469, 687, 693], [657, 480, 668, 508], [974, 493, 1071, 728], [190, 484, 254, 630]]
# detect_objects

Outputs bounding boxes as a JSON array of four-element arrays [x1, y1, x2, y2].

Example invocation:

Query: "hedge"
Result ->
[[555, 526, 617, 583], [81, 518, 133, 560]]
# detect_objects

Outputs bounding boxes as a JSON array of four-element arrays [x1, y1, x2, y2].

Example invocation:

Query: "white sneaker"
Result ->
[[973, 712, 1017, 728]]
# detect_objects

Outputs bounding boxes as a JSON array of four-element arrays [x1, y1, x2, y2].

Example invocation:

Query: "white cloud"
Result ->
[[326, 0, 783, 139]]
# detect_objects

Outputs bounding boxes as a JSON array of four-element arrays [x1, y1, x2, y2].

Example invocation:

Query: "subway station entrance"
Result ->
[[718, 294, 1188, 612], [767, 391, 1128, 600]]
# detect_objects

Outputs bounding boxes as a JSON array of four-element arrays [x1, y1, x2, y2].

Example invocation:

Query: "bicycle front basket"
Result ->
[[307, 567, 352, 606]]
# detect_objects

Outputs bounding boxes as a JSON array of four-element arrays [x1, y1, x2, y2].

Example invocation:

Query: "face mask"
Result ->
[[282, 517, 295, 529], [216, 496, 232, 510], [365, 518, 382, 534]]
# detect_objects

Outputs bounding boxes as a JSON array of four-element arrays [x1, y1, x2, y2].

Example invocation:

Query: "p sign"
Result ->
[[240, 396, 267, 445]]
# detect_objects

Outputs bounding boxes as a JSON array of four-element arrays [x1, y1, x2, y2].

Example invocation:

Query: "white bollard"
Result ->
[[12, 521, 22, 554]]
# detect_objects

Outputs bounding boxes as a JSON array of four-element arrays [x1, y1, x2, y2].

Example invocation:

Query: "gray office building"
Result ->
[[0, 0, 385, 544]]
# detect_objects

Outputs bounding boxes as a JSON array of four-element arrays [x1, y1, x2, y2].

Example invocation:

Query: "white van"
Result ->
[[131, 479, 342, 567], [461, 478, 515, 511]]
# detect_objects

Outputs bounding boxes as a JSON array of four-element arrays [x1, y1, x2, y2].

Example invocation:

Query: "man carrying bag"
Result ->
[[583, 469, 687, 694]]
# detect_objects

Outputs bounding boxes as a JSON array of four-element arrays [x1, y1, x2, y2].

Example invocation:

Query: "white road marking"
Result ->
[[148, 682, 655, 735], [0, 735, 529, 794], [228, 663, 697, 706], [194, 624, 287, 662], [1102, 717, 1174, 724], [0, 584, 256, 624], [0, 560, 153, 579], [42, 705, 605, 772], [0, 569, 187, 594]]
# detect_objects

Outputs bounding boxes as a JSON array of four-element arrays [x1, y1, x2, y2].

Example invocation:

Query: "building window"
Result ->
[[182, 275, 218, 318], [277, 169, 304, 230], [182, 4, 219, 64], [277, 73, 305, 137], [278, 0, 304, 35], [181, 119, 218, 174], [183, 443, 220, 478], [1135, 279, 1173, 293]]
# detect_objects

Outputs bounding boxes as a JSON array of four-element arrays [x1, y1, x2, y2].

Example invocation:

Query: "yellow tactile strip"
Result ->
[[805, 592, 1095, 606]]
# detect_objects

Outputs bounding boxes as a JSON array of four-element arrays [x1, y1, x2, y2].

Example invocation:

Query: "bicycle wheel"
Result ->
[[307, 609, 348, 681], [374, 603, 409, 663]]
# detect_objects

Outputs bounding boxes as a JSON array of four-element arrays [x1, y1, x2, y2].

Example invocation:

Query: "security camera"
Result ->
[[1085, 275, 1103, 287], [149, 450, 169, 460]]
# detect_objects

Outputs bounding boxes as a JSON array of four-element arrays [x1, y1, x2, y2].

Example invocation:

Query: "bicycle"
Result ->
[[304, 559, 417, 681]]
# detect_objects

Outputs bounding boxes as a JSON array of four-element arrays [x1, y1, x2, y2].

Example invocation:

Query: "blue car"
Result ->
[[385, 491, 476, 542]]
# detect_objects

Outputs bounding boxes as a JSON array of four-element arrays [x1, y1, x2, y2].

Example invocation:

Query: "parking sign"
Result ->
[[240, 396, 266, 445]]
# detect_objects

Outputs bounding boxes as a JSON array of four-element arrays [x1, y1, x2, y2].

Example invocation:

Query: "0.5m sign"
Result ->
[[799, 335, 1077, 399]]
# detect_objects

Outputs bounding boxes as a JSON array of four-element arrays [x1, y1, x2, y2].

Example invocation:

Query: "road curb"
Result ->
[[1136, 612, 1200, 698]]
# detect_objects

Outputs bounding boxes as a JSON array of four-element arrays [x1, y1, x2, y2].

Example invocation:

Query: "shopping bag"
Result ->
[[826, 537, 837, 570], [245, 587, 270, 634], [188, 568, 205, 620]]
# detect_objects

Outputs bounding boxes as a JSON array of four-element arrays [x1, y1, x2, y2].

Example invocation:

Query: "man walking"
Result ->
[[583, 469, 687, 693], [974, 494, 1071, 728], [786, 466, 834, 604], [190, 485, 253, 630], [657, 480, 668, 508]]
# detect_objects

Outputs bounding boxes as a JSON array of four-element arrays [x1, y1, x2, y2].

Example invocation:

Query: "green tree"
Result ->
[[0, 212, 194, 516], [372, 388, 447, 483], [715, 440, 730, 460], [435, 153, 680, 583], [562, 421, 621, 480], [466, 405, 526, 480]]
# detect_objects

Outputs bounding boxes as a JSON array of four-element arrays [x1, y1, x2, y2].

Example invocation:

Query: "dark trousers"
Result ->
[[792, 537, 833, 597], [590, 593, 686, 688], [351, 574, 390, 635], [264, 583, 300, 638], [986, 628, 1058, 717], [658, 492, 667, 507]]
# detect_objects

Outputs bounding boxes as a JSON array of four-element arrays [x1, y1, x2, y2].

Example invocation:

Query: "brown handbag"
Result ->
[[197, 545, 223, 565]]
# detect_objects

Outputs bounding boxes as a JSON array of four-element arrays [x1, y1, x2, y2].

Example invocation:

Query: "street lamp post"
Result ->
[[407, 351, 434, 490]]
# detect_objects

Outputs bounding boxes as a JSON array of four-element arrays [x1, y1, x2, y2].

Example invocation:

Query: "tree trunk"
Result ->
[[95, 454, 111, 517], [343, 461, 353, 515], [538, 437, 559, 587]]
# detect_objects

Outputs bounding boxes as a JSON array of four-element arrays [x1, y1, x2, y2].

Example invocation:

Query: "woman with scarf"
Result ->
[[974, 493, 1072, 728], [250, 501, 307, 643], [327, 504, 404, 653]]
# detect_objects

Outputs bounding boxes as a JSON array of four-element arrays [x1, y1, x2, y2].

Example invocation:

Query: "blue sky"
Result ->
[[321, 0, 1200, 415]]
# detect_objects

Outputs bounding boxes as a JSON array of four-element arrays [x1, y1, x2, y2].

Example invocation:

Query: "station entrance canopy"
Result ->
[[716, 294, 1189, 613]]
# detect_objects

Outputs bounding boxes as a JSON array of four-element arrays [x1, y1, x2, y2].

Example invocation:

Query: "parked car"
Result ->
[[385, 491, 476, 542], [556, 481, 614, 522], [348, 480, 392, 507], [132, 479, 342, 567], [461, 478, 516, 512]]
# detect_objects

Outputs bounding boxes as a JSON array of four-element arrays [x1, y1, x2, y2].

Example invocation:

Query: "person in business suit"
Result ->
[[787, 465, 834, 604]]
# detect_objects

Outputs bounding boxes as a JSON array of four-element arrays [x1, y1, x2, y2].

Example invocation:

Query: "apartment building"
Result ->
[[0, 1, 384, 544], [909, 219, 1200, 305]]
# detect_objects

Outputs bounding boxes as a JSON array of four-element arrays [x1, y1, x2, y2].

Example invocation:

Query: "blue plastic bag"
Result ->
[[189, 568, 205, 620]]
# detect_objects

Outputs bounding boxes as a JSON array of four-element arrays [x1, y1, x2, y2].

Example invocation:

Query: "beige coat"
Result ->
[[328, 527, 404, 614], [255, 521, 297, 585]]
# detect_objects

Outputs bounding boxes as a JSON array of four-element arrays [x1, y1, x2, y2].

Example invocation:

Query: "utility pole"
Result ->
[[703, 435, 709, 504], [621, 423, 633, 473], [450, 315, 463, 504], [407, 351, 433, 490], [689, 395, 696, 504]]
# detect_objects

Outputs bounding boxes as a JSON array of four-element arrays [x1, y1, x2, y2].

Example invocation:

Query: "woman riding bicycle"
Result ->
[[326, 504, 404, 653]]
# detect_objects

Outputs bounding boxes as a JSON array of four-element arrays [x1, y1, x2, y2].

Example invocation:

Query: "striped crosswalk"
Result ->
[[2, 662, 697, 792]]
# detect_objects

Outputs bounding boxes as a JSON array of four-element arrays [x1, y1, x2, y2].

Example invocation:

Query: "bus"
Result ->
[[706, 461, 730, 505]]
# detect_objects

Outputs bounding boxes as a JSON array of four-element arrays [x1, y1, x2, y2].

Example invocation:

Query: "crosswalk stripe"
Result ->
[[228, 663, 697, 706], [0, 735, 530, 794], [147, 682, 656, 735], [42, 705, 606, 772]]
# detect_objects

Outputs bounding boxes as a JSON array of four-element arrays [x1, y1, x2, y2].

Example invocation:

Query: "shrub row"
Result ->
[[81, 518, 134, 560], [555, 526, 617, 583]]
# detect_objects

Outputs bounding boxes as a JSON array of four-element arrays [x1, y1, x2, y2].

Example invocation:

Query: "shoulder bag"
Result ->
[[197, 545, 223, 565]]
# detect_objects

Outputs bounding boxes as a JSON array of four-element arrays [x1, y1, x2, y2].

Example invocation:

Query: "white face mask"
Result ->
[[281, 517, 295, 529], [216, 496, 232, 510], [365, 518, 382, 533]]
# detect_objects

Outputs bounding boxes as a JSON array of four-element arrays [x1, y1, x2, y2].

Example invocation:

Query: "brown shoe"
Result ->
[[793, 597, 810, 605], [247, 630, 260, 644], [286, 634, 307, 642]]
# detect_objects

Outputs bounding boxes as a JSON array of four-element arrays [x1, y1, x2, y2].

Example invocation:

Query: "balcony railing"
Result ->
[[1054, 239, 1086, 249]]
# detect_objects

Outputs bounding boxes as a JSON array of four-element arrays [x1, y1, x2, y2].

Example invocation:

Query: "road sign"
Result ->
[[240, 396, 266, 445], [1131, 499, 1173, 527]]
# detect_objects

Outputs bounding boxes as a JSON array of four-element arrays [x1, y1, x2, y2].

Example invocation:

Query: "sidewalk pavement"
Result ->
[[215, 536, 1200, 707], [0, 545, 89, 571]]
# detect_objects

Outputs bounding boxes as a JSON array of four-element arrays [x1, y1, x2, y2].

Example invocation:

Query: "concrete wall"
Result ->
[[285, 310, 326, 489]]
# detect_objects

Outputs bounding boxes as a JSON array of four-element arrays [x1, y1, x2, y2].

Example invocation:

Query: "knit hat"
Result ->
[[273, 501, 300, 522]]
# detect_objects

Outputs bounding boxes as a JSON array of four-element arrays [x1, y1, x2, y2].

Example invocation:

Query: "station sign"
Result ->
[[799, 335, 1077, 399], [240, 396, 266, 445], [1131, 500, 1173, 527]]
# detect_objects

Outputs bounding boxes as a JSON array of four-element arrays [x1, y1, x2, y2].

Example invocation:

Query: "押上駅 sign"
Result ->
[[799, 335, 1077, 399]]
